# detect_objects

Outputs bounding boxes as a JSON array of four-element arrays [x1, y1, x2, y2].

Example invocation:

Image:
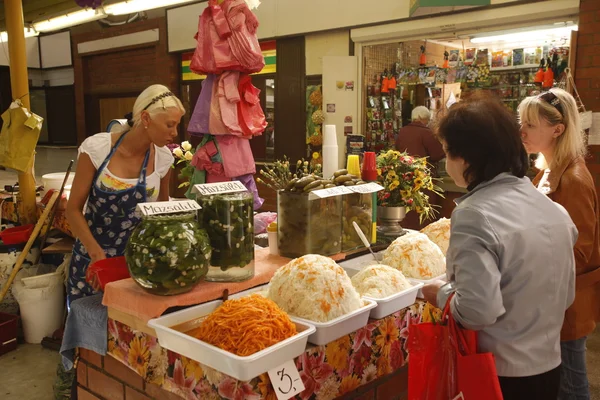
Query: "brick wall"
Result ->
[[77, 348, 408, 400], [577, 0, 600, 190], [72, 18, 180, 144]]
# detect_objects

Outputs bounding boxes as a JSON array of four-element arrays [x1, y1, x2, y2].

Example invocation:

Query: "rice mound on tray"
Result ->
[[382, 232, 446, 279], [421, 217, 451, 255], [267, 254, 363, 322], [351, 264, 412, 298]]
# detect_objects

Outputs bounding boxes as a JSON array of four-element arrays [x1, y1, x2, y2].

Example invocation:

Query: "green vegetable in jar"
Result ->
[[125, 212, 211, 295], [197, 192, 255, 279]]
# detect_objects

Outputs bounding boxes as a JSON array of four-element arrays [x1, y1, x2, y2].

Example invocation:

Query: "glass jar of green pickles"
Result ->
[[277, 191, 342, 258], [125, 212, 211, 295], [342, 193, 373, 252], [197, 192, 255, 282]]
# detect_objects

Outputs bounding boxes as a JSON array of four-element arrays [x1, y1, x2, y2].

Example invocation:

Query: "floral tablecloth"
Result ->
[[1, 197, 72, 236], [107, 300, 440, 400]]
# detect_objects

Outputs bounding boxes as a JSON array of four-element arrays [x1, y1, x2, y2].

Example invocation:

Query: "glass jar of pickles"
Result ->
[[197, 192, 255, 282], [125, 212, 211, 295]]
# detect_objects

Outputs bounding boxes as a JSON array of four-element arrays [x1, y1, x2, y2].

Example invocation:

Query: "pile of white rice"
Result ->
[[267, 254, 362, 322], [421, 218, 451, 255], [381, 232, 446, 279], [350, 264, 412, 298]]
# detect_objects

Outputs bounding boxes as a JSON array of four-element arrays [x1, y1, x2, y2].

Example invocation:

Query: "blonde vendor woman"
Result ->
[[66, 84, 184, 304], [519, 88, 600, 400]]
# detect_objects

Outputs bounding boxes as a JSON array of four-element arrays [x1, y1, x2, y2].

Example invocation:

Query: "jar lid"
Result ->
[[267, 222, 277, 232]]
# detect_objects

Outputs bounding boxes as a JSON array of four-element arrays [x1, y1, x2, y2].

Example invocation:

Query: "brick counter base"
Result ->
[[76, 349, 408, 400]]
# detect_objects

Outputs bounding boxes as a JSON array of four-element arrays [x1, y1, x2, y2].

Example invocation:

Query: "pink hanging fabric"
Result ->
[[222, 0, 264, 73], [215, 135, 256, 178], [190, 0, 264, 75], [191, 140, 229, 183], [208, 74, 229, 136], [238, 74, 267, 137], [218, 71, 243, 135]]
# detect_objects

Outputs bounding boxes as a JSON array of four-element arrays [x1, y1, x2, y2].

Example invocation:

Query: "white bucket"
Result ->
[[41, 172, 75, 197], [12, 270, 64, 344]]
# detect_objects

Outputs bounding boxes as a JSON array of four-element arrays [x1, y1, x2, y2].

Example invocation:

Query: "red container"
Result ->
[[0, 224, 34, 245], [86, 256, 130, 291], [361, 151, 378, 182], [0, 312, 19, 356]]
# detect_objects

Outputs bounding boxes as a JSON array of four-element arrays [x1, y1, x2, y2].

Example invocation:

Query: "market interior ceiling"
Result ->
[[0, 0, 75, 30]]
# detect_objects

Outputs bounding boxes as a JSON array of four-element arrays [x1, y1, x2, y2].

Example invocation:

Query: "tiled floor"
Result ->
[[0, 344, 61, 400]]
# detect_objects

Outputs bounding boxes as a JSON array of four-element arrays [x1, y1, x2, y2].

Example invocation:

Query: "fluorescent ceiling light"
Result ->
[[104, 0, 196, 16], [0, 28, 39, 42], [33, 8, 107, 32], [471, 26, 577, 44]]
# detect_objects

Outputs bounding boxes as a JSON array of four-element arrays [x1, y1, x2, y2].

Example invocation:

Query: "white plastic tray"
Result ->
[[148, 297, 316, 382], [408, 274, 448, 298], [291, 299, 377, 345], [343, 268, 423, 319]]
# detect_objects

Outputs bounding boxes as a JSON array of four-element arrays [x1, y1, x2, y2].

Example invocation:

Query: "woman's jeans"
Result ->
[[559, 337, 590, 400]]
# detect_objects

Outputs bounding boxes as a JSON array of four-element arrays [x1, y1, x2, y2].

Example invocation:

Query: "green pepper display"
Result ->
[[342, 193, 373, 252], [197, 192, 255, 282], [125, 213, 211, 295], [277, 191, 342, 258]]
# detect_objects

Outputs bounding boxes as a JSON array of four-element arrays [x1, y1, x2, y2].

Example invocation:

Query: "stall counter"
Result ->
[[76, 299, 436, 400]]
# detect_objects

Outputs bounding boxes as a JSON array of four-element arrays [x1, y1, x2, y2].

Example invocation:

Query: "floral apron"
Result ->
[[68, 131, 149, 304]]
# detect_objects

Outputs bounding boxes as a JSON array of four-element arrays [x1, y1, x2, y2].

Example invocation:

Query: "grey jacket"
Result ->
[[437, 173, 577, 377]]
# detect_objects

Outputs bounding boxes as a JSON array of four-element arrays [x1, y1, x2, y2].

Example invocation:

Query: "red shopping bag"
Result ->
[[407, 295, 503, 400]]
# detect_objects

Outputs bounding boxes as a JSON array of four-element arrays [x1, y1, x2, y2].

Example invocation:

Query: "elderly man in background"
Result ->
[[395, 106, 445, 230], [395, 106, 445, 162]]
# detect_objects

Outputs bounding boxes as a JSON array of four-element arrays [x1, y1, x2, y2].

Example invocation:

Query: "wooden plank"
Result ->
[[42, 236, 75, 254], [107, 307, 157, 337]]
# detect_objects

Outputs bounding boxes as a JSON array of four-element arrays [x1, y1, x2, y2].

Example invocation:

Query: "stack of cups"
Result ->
[[362, 152, 377, 181], [322, 125, 339, 179], [346, 155, 361, 176]]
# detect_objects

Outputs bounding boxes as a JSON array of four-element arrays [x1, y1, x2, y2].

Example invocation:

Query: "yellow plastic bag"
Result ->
[[0, 102, 42, 172]]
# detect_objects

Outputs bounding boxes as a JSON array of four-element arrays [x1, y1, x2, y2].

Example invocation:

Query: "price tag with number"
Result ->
[[268, 360, 305, 400]]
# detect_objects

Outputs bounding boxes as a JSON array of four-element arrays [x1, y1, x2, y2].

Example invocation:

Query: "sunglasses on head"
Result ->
[[538, 91, 564, 118]]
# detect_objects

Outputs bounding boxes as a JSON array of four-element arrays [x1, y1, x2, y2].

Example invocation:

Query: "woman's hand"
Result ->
[[89, 247, 107, 265], [422, 280, 446, 307]]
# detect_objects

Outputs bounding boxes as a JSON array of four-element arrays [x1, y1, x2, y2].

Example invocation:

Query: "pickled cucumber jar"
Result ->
[[197, 192, 255, 282], [125, 212, 211, 295]]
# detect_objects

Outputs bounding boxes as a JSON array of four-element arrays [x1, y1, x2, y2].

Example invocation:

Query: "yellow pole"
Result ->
[[5, 0, 37, 224]]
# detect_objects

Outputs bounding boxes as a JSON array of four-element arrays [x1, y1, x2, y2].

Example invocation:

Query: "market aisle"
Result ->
[[0, 344, 60, 399], [0, 146, 78, 189]]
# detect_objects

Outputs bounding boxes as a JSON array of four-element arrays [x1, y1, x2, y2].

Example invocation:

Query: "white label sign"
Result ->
[[136, 200, 200, 216], [192, 181, 247, 196], [348, 182, 384, 194], [268, 360, 305, 400], [311, 186, 353, 199]]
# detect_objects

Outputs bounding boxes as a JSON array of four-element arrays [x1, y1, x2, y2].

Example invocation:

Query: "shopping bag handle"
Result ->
[[442, 293, 475, 356]]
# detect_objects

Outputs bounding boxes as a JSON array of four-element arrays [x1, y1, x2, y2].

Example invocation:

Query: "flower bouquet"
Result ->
[[168, 141, 195, 188], [376, 150, 443, 222]]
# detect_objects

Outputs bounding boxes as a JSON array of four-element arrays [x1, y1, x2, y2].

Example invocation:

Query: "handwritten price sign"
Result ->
[[268, 360, 305, 400]]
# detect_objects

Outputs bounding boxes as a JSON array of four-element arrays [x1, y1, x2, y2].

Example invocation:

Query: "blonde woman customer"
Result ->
[[66, 84, 184, 305], [519, 88, 600, 400]]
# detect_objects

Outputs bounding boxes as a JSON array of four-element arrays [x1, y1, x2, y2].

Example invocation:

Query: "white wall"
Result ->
[[40, 32, 72, 68], [166, 0, 524, 52], [322, 56, 358, 169], [0, 36, 40, 68], [305, 30, 351, 76]]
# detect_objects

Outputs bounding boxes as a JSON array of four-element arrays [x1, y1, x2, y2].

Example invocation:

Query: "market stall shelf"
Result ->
[[95, 299, 436, 400]]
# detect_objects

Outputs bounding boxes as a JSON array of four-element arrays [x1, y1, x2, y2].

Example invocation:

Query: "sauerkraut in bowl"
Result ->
[[267, 254, 363, 322], [381, 232, 446, 279], [350, 264, 412, 299]]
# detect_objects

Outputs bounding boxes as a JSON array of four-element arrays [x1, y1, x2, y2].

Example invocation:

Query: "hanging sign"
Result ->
[[137, 200, 200, 216]]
